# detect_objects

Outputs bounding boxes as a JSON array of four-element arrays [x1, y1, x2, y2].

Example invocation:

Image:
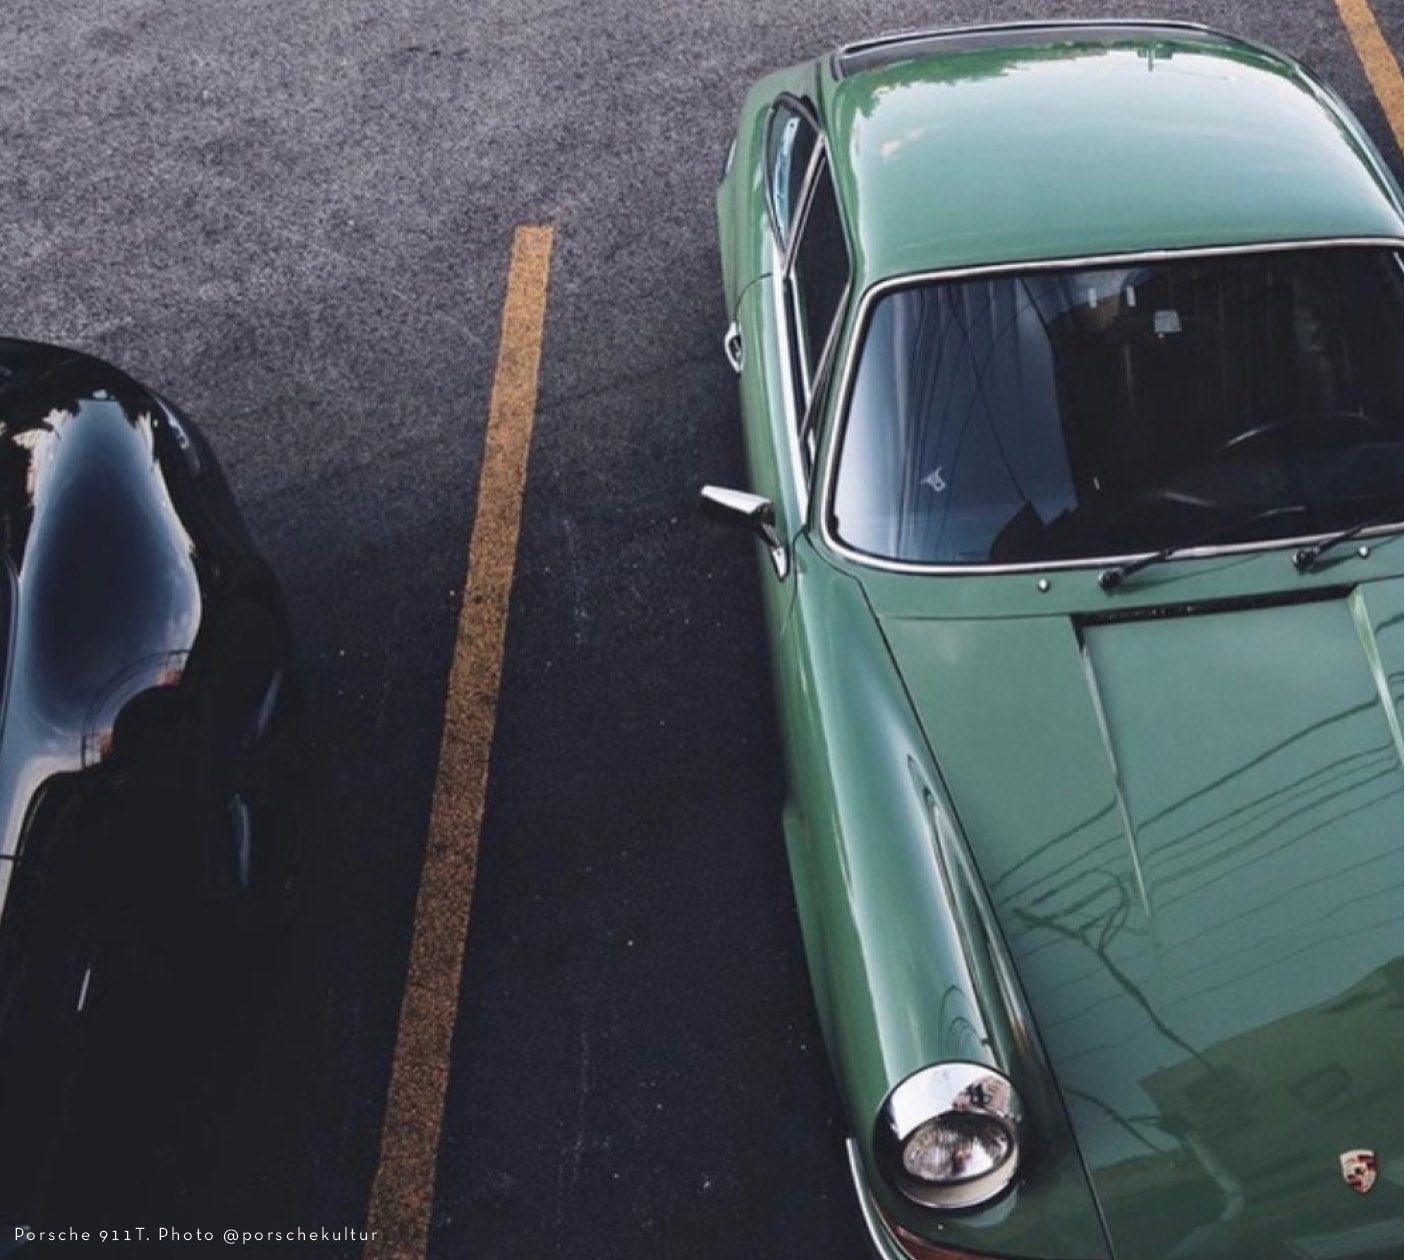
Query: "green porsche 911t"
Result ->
[[705, 20, 1402, 1260]]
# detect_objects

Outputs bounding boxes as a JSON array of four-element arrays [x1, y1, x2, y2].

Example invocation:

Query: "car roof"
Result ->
[[816, 22, 1403, 286]]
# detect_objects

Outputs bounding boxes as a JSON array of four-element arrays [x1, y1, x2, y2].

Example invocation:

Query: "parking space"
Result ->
[[2, 0, 1399, 1255]]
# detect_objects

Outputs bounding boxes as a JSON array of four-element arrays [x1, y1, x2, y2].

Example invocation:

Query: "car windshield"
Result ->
[[830, 246, 1403, 566]]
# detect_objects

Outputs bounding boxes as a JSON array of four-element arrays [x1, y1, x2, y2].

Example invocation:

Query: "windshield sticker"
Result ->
[[921, 465, 947, 494]]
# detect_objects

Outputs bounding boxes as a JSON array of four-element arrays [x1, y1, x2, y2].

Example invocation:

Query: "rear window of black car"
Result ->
[[830, 246, 1404, 565]]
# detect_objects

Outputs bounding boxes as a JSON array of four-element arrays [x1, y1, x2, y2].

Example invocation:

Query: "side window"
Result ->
[[764, 98, 818, 251], [790, 157, 848, 389]]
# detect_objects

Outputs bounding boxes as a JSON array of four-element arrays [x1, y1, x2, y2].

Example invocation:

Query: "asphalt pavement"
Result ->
[[3, 1, 1400, 1257]]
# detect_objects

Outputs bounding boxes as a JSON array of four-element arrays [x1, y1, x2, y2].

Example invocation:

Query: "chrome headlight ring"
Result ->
[[875, 1063, 1023, 1211]]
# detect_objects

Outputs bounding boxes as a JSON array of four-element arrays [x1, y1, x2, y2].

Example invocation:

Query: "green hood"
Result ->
[[873, 578, 1403, 1259]]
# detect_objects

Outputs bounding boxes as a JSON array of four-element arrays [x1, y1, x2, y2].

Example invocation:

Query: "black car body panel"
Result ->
[[0, 340, 308, 1223]]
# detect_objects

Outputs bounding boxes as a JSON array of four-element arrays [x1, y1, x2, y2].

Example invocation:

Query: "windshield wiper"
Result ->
[[1293, 514, 1400, 572], [1098, 505, 1311, 591]]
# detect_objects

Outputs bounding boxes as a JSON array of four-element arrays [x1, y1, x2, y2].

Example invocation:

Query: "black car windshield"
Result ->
[[830, 246, 1403, 565]]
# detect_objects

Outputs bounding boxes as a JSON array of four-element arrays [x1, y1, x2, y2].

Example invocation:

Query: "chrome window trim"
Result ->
[[771, 264, 851, 499], [818, 525, 1403, 579], [798, 295, 848, 476], [767, 235, 810, 512], [765, 135, 853, 504], [780, 144, 825, 402], [780, 139, 826, 274], [784, 275, 813, 400], [817, 236, 1405, 575], [763, 95, 822, 254], [784, 150, 852, 405]]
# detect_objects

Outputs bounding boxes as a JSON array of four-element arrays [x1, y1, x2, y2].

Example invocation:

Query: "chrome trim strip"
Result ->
[[816, 237, 1405, 576], [768, 137, 854, 514], [823, 526, 1403, 579], [1348, 587, 1405, 762], [845, 1139, 909, 1260], [782, 141, 827, 276], [1076, 635, 1153, 919], [799, 281, 850, 474], [762, 94, 821, 252], [784, 148, 854, 486], [766, 237, 809, 513]]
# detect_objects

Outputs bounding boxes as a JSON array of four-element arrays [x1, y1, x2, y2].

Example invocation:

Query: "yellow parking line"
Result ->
[[364, 225, 555, 1260], [1332, 0, 1403, 149]]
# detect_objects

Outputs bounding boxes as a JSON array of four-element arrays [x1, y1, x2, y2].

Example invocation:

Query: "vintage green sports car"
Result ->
[[704, 20, 1403, 1260]]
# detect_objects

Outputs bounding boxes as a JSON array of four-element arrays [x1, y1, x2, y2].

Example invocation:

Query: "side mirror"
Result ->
[[700, 485, 789, 579]]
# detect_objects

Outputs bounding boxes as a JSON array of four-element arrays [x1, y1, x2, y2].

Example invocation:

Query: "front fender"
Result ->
[[776, 537, 1107, 1258]]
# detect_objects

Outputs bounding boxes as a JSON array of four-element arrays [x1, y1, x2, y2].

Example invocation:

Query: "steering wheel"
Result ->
[[1218, 410, 1388, 455]]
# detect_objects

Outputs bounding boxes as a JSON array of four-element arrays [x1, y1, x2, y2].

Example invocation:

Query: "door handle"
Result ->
[[723, 321, 744, 375]]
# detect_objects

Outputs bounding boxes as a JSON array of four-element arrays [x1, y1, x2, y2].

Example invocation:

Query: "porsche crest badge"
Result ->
[[1339, 1149, 1378, 1195]]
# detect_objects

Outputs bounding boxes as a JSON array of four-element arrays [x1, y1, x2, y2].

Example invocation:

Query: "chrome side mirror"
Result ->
[[701, 485, 790, 579]]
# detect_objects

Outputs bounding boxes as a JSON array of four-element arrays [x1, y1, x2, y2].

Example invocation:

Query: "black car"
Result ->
[[0, 340, 309, 1225]]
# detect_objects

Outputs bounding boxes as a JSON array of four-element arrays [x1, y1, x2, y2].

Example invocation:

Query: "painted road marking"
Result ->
[[1333, 0, 1403, 148], [364, 225, 555, 1260]]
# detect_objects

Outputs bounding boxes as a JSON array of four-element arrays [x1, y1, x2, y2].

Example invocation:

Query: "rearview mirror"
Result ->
[[700, 485, 789, 579]]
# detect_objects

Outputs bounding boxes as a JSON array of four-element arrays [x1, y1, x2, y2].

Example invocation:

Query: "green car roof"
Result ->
[[817, 24, 1404, 285]]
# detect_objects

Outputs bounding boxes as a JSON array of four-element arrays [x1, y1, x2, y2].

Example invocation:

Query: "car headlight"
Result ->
[[876, 1063, 1022, 1210]]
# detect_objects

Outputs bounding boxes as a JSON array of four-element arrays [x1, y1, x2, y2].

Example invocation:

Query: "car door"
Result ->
[[733, 96, 851, 637]]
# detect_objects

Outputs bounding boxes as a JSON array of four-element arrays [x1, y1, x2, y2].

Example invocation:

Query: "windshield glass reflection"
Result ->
[[831, 246, 1403, 565]]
